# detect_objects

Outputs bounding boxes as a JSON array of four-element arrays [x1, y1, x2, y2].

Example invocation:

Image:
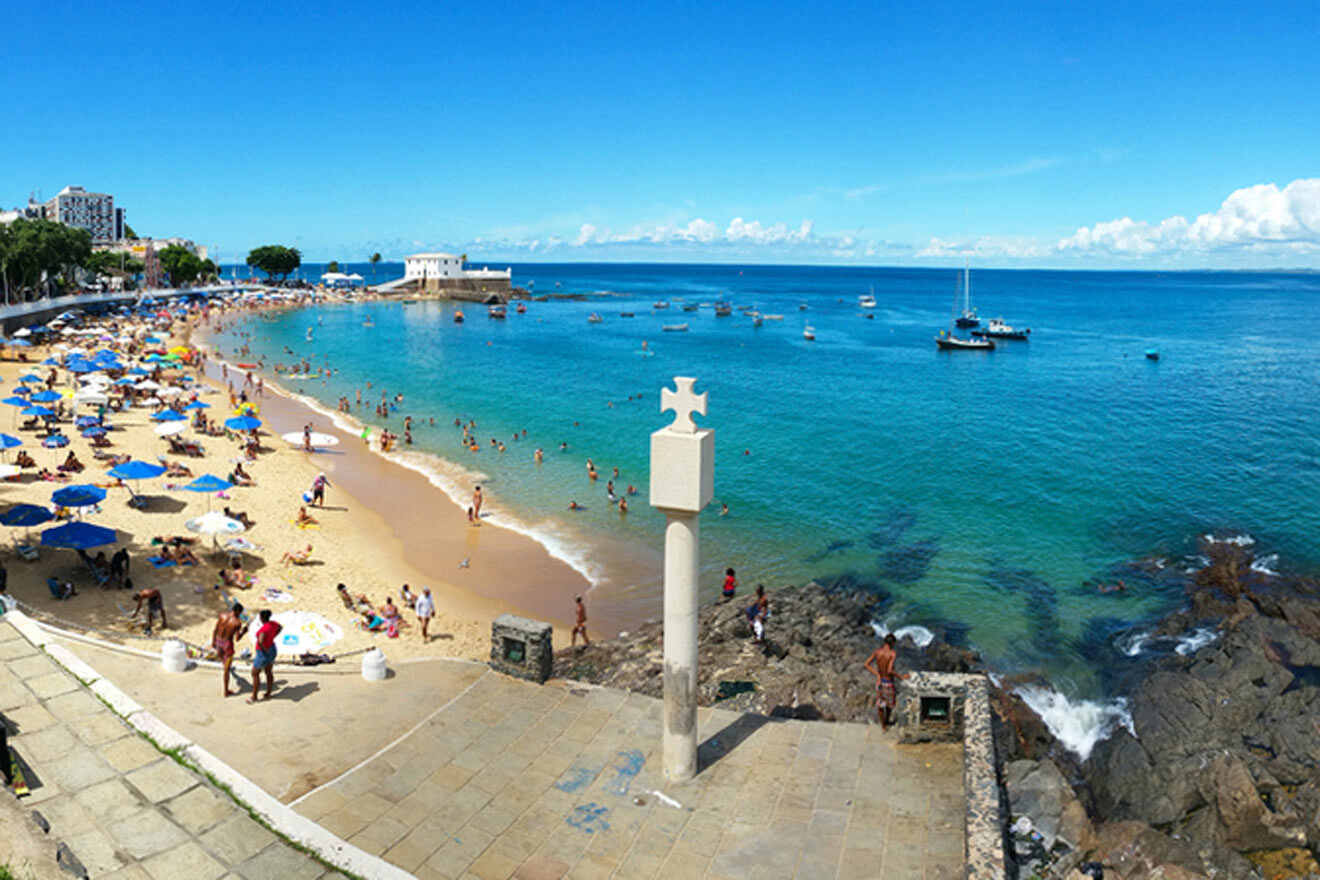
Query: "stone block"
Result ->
[[489, 614, 553, 684]]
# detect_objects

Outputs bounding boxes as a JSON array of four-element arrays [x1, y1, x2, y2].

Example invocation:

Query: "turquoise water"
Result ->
[[213, 263, 1320, 695]]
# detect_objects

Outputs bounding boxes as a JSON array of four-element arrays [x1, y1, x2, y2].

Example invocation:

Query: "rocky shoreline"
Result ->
[[557, 539, 1320, 880]]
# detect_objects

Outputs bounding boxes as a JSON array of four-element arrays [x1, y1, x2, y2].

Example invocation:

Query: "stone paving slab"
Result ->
[[0, 619, 341, 879]]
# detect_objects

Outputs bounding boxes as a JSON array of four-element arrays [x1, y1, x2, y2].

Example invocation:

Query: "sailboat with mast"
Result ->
[[936, 266, 993, 351], [955, 265, 979, 328]]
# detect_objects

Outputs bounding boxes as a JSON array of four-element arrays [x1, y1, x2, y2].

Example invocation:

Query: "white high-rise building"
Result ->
[[44, 186, 124, 244]]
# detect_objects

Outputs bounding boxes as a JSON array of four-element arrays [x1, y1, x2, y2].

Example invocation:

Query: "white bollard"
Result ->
[[161, 639, 189, 673], [361, 647, 388, 681]]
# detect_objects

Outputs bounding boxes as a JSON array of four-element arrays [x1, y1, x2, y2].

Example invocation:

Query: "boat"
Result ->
[[619, 311, 635, 317], [682, 303, 699, 312], [955, 266, 979, 327], [859, 291, 877, 309], [713, 302, 733, 317], [515, 303, 527, 314], [936, 331, 994, 351], [764, 314, 784, 321], [488, 305, 507, 319], [863, 312, 875, 320], [1145, 349, 1160, 361], [971, 318, 1031, 340], [454, 310, 464, 323], [587, 313, 604, 324], [653, 301, 669, 309], [662, 323, 689, 332], [936, 279, 993, 351], [803, 325, 816, 341], [304, 328, 313, 342]]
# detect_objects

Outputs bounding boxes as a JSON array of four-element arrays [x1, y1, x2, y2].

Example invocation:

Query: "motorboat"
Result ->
[[764, 314, 784, 321], [713, 302, 733, 317], [803, 325, 816, 341], [863, 312, 875, 320], [653, 301, 670, 309], [935, 330, 994, 351], [859, 293, 877, 309], [619, 311, 635, 317], [682, 303, 699, 312], [752, 315, 763, 327], [799, 302, 808, 311], [971, 318, 1030, 340], [662, 323, 689, 332], [488, 305, 507, 319], [1145, 349, 1160, 361], [587, 313, 604, 324]]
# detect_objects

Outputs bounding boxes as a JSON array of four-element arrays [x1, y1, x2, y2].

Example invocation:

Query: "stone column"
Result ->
[[650, 377, 714, 783]]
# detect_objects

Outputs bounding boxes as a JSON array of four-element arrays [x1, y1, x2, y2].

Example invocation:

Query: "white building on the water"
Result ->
[[403, 253, 512, 284]]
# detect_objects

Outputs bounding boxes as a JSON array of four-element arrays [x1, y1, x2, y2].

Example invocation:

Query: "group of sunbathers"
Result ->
[[336, 584, 408, 636]]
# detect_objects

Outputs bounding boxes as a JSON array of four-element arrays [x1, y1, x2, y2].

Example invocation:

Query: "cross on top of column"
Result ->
[[660, 376, 707, 434]]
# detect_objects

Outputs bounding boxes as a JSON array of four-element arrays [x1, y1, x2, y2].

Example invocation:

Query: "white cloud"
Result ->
[[725, 218, 813, 244], [1058, 178, 1320, 256], [915, 235, 1047, 260]]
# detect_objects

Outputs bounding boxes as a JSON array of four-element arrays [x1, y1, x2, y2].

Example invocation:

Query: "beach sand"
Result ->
[[0, 308, 595, 664]]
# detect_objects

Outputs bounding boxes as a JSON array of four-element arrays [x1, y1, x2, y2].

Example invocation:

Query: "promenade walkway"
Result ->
[[0, 620, 341, 879], [49, 634, 965, 879]]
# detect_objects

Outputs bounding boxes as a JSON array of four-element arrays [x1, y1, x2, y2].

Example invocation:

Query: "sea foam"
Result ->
[[1014, 685, 1135, 762], [870, 619, 935, 648]]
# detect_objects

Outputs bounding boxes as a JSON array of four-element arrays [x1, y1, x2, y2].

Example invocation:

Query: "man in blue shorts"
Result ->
[[248, 609, 282, 704]]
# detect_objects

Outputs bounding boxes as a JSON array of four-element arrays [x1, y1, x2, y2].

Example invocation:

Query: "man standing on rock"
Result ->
[[864, 633, 908, 729]]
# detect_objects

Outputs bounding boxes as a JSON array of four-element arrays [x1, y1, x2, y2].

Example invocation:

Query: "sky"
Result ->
[[4, 0, 1318, 267]]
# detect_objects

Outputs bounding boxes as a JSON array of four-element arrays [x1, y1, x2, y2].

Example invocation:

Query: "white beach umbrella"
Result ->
[[135, 380, 161, 391], [154, 421, 188, 437], [73, 392, 109, 407], [0, 464, 20, 479], [281, 431, 340, 449], [158, 387, 184, 398], [187, 512, 244, 536], [13, 328, 31, 338]]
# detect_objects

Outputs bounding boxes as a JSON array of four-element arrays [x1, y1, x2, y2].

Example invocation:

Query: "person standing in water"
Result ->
[[473, 485, 483, 519]]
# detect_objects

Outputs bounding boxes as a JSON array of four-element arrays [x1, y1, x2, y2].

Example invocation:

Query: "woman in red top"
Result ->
[[248, 609, 283, 704], [722, 568, 737, 600]]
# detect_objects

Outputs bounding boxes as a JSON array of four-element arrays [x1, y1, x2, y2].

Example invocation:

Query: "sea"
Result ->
[[211, 261, 1320, 750]]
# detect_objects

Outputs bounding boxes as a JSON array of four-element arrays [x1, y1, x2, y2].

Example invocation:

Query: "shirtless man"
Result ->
[[131, 587, 167, 631], [572, 596, 590, 647], [212, 604, 249, 697], [864, 634, 909, 729]]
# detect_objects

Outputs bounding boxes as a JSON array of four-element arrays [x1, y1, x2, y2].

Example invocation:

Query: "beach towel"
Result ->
[[147, 557, 176, 569], [262, 587, 295, 603]]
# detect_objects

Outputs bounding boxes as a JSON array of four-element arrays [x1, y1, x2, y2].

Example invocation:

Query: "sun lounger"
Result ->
[[14, 545, 38, 562]]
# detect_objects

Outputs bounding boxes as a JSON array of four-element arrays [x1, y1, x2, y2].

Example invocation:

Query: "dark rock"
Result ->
[[1004, 758, 1093, 851]]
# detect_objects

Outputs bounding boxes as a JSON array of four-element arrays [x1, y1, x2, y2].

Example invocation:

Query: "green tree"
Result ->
[[369, 252, 381, 279], [327, 260, 340, 273], [158, 245, 205, 286], [124, 224, 138, 240], [245, 245, 301, 282]]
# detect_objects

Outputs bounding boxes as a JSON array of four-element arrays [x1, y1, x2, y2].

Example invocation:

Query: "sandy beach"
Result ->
[[0, 300, 595, 665]]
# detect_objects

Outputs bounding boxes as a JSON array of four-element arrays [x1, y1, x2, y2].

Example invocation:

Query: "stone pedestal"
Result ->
[[489, 614, 553, 683], [650, 377, 714, 783], [897, 671, 969, 744]]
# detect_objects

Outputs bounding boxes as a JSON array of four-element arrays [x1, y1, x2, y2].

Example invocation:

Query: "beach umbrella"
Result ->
[[42, 435, 69, 449], [158, 387, 184, 398], [12, 328, 31, 338], [30, 390, 60, 403], [0, 504, 53, 528], [0, 434, 21, 449], [0, 465, 18, 479], [113, 377, 136, 386], [151, 409, 185, 422], [109, 461, 167, 481], [225, 416, 261, 431], [135, 380, 161, 391], [182, 474, 232, 510], [281, 431, 340, 449], [154, 421, 187, 437], [185, 511, 245, 549], [81, 427, 106, 438], [22, 406, 55, 418], [41, 358, 59, 366], [67, 362, 98, 374], [41, 521, 117, 550], [6, 339, 31, 348], [74, 416, 101, 428], [52, 485, 106, 510], [183, 400, 210, 410], [128, 367, 150, 376], [18, 374, 41, 383]]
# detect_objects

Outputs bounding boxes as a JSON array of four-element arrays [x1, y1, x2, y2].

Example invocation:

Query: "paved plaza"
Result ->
[[0, 620, 341, 880], [46, 634, 966, 878]]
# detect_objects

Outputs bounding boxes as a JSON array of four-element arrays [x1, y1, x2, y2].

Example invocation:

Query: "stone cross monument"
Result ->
[[650, 377, 714, 783]]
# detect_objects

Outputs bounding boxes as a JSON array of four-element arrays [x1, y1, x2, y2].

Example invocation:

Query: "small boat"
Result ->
[[803, 325, 815, 341], [305, 328, 313, 342], [954, 266, 979, 327], [713, 302, 733, 317], [619, 311, 635, 318], [859, 292, 877, 309], [752, 316, 763, 328], [863, 313, 875, 320], [935, 331, 994, 351], [739, 304, 755, 312], [488, 305, 507, 319], [587, 313, 604, 324], [662, 323, 689, 332], [682, 303, 699, 312], [454, 310, 464, 323], [515, 303, 527, 314], [764, 314, 784, 321], [653, 301, 669, 309], [971, 318, 1030, 340], [1145, 349, 1160, 361]]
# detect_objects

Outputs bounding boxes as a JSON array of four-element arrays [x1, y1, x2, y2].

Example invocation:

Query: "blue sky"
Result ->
[[5, 0, 1318, 266]]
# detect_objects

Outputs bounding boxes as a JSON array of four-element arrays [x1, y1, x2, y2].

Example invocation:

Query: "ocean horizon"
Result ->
[[212, 261, 1320, 705]]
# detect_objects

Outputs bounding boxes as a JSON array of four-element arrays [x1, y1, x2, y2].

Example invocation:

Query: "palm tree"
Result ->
[[370, 252, 381, 281]]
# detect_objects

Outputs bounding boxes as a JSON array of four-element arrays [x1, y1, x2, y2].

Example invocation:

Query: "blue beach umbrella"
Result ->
[[7, 339, 31, 347], [114, 377, 136, 386], [22, 406, 55, 418], [183, 474, 231, 493], [81, 427, 106, 438], [0, 504, 53, 527], [128, 367, 150, 376], [42, 435, 69, 449], [18, 374, 41, 384], [41, 521, 117, 550], [41, 358, 59, 366], [225, 416, 261, 431], [3, 397, 29, 407], [0, 434, 21, 449], [30, 390, 61, 403], [67, 362, 98, 374], [109, 461, 167, 481], [74, 416, 101, 428], [51, 485, 106, 509], [183, 400, 210, 410], [151, 409, 185, 422]]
